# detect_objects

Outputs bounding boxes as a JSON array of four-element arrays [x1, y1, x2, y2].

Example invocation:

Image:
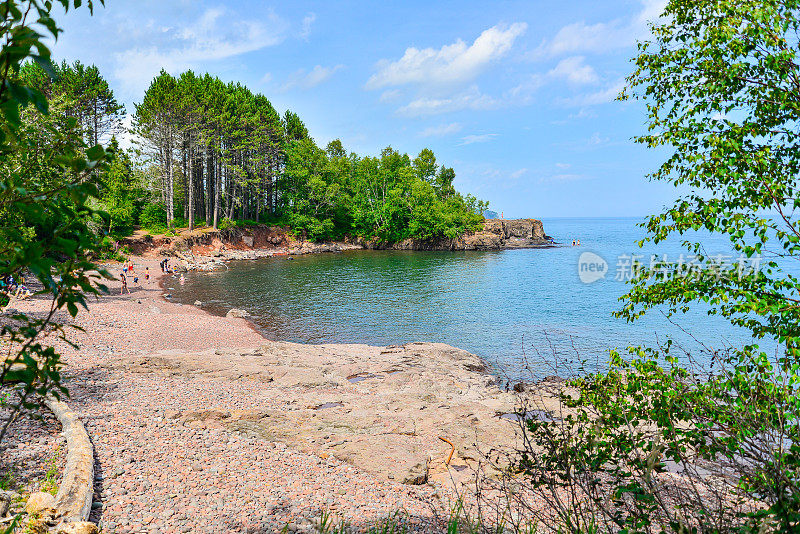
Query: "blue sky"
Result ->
[[53, 0, 674, 218]]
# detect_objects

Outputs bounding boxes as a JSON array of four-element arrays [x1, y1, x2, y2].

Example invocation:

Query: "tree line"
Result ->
[[20, 62, 486, 243]]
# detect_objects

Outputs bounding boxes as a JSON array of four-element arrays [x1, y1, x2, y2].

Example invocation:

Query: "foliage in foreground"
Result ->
[[1, 0, 111, 446], [311, 502, 535, 534], [510, 0, 800, 532]]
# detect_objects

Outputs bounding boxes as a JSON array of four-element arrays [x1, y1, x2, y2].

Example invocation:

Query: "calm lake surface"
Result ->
[[168, 217, 777, 380]]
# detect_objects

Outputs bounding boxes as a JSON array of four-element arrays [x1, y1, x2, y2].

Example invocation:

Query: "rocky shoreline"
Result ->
[[5, 256, 559, 532], [121, 218, 554, 267]]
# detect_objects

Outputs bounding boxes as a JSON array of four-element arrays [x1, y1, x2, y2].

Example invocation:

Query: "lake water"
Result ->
[[167, 217, 777, 380]]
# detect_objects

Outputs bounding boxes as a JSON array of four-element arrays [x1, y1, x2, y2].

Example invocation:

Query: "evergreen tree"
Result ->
[[131, 70, 485, 242]]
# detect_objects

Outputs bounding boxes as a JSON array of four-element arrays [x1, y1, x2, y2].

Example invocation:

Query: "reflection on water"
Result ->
[[168, 218, 773, 380]]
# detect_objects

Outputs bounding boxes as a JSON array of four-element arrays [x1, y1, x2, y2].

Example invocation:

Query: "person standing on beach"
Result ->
[[145, 267, 150, 282], [120, 272, 130, 295]]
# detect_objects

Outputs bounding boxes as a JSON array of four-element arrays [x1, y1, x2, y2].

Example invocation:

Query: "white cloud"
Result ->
[[114, 8, 288, 98], [569, 108, 597, 120], [379, 89, 403, 103], [548, 56, 598, 85], [588, 132, 611, 145], [636, 0, 669, 26], [530, 0, 666, 58], [503, 56, 597, 108], [532, 20, 627, 59], [397, 86, 500, 117], [419, 123, 463, 137], [510, 168, 528, 179], [459, 133, 498, 145], [555, 163, 572, 169], [366, 22, 527, 89], [507, 74, 545, 105], [300, 13, 316, 39], [560, 79, 625, 107], [280, 64, 344, 92]]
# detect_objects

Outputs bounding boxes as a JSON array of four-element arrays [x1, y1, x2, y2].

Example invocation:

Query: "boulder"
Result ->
[[25, 492, 55, 514], [401, 460, 429, 485], [226, 308, 250, 318], [194, 300, 202, 307], [463, 232, 502, 250]]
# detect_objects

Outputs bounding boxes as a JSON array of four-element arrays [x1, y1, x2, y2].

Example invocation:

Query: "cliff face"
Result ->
[[386, 218, 551, 251], [480, 218, 549, 247]]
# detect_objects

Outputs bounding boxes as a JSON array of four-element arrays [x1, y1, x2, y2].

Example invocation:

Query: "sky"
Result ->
[[52, 0, 675, 219]]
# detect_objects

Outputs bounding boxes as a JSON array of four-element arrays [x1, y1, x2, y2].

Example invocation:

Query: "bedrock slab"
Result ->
[[108, 341, 560, 490]]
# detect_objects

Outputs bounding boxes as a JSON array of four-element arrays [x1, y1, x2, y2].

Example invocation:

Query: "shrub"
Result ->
[[139, 203, 167, 232]]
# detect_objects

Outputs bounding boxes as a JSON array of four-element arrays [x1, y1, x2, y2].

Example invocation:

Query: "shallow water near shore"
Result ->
[[168, 217, 778, 380]]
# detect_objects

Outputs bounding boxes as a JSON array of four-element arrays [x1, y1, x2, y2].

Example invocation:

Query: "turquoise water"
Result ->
[[168, 217, 776, 380]]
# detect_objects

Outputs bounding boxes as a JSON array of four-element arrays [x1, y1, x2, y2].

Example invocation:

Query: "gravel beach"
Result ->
[[5, 256, 543, 533]]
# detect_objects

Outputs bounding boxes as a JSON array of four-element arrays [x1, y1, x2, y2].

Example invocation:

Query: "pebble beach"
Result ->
[[5, 257, 452, 533], [2, 249, 563, 534]]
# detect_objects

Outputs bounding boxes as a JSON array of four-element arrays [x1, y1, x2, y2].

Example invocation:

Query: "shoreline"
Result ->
[[8, 254, 558, 532], [121, 218, 555, 266], [158, 267, 276, 343]]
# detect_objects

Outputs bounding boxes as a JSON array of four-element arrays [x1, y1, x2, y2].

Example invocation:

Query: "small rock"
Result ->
[[91, 501, 103, 509], [401, 460, 429, 485], [25, 492, 55, 514], [0, 490, 15, 516], [513, 382, 526, 393], [54, 521, 100, 534], [226, 308, 250, 318], [194, 300, 202, 307]]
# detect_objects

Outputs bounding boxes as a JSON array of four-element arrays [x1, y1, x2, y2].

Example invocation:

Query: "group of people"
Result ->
[[0, 274, 31, 301], [571, 239, 581, 246], [118, 257, 186, 295], [119, 259, 150, 295], [159, 258, 174, 274]]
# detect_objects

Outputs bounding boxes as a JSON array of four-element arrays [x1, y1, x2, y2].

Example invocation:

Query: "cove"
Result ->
[[167, 217, 772, 381]]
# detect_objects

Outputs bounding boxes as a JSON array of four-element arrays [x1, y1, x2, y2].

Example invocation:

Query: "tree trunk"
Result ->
[[183, 144, 189, 220], [93, 100, 98, 147], [188, 141, 195, 231], [166, 134, 174, 226], [213, 152, 221, 229], [206, 148, 213, 226]]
